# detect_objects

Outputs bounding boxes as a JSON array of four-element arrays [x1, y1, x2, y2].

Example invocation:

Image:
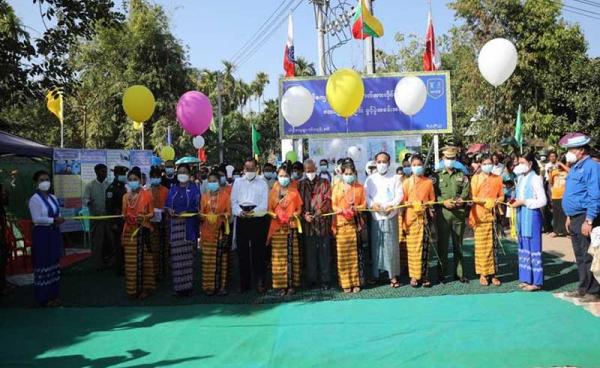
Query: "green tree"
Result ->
[[295, 56, 317, 77]]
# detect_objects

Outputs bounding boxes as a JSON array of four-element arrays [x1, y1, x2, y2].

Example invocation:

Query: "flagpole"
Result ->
[[141, 122, 145, 150], [60, 97, 64, 148]]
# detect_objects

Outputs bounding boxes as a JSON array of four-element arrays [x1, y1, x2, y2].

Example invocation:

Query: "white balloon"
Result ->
[[281, 86, 315, 127], [478, 38, 518, 87], [192, 135, 205, 149], [394, 76, 428, 116], [347, 146, 361, 160], [329, 138, 344, 156]]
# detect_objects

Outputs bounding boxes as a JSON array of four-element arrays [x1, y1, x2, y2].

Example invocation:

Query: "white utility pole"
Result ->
[[364, 0, 376, 74]]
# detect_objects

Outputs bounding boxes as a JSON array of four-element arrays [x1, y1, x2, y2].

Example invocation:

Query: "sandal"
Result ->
[[518, 282, 529, 289], [522, 285, 541, 292], [491, 277, 502, 286], [410, 278, 419, 288], [343, 288, 352, 293], [422, 280, 432, 288], [479, 275, 490, 286], [390, 279, 401, 288], [352, 287, 361, 293], [277, 289, 287, 297]]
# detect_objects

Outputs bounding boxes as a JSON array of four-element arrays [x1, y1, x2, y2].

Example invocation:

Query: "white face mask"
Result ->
[[513, 163, 530, 176], [245, 172, 257, 180], [444, 159, 455, 169], [376, 163, 389, 174], [38, 180, 51, 191], [565, 151, 578, 164], [481, 164, 494, 174], [177, 174, 189, 183], [306, 172, 316, 181]]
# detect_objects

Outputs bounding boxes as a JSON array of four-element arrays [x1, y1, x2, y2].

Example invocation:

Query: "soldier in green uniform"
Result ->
[[434, 147, 471, 284], [106, 165, 128, 276]]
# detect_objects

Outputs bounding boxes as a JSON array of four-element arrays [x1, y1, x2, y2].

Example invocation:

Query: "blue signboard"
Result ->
[[279, 71, 452, 138]]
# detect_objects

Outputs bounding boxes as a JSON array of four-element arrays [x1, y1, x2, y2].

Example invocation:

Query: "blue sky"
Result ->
[[10, 0, 600, 101]]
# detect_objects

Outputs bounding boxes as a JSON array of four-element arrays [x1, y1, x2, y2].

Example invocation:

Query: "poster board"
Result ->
[[53, 149, 153, 232], [308, 135, 422, 183], [280, 71, 452, 138]]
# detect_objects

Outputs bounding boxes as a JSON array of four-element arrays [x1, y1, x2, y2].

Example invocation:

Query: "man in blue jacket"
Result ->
[[561, 132, 600, 303]]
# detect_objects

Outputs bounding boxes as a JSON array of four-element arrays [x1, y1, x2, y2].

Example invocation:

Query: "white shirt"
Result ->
[[364, 171, 404, 220], [29, 193, 60, 225], [516, 172, 547, 209], [231, 175, 269, 217]]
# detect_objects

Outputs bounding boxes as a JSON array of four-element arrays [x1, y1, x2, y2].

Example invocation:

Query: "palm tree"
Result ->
[[295, 56, 317, 77], [250, 71, 270, 113]]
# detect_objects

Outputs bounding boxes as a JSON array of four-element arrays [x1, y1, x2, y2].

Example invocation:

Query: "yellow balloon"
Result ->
[[123, 85, 155, 122], [325, 68, 364, 119], [160, 146, 175, 161], [132, 121, 143, 130]]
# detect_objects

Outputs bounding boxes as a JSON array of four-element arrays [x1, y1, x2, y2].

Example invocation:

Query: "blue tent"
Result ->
[[0, 130, 53, 158]]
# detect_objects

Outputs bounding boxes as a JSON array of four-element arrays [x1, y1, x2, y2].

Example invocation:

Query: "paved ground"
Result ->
[[542, 233, 575, 262]]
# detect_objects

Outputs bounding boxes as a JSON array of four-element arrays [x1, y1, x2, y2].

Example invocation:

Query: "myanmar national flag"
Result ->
[[352, 0, 384, 40]]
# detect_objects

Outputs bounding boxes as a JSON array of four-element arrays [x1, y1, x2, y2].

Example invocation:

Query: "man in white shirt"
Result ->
[[364, 152, 404, 287], [231, 157, 270, 293], [83, 164, 111, 270]]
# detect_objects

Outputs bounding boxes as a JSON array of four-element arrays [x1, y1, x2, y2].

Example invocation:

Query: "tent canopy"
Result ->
[[0, 130, 53, 158]]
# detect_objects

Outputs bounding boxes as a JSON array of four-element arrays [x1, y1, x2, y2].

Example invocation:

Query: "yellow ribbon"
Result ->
[[65, 214, 124, 220]]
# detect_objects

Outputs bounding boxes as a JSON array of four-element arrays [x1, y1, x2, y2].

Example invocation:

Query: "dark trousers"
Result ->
[[90, 220, 113, 268], [304, 234, 331, 285], [436, 209, 466, 278], [569, 213, 600, 295], [551, 199, 567, 236], [236, 216, 269, 291]]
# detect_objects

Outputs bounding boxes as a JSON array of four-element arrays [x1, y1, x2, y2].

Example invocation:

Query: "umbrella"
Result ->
[[175, 156, 200, 165]]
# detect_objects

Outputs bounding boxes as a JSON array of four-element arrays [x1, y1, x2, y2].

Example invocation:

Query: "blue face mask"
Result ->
[[278, 176, 291, 187], [264, 172, 275, 180], [291, 172, 300, 180], [117, 175, 127, 183], [219, 176, 227, 186], [165, 167, 175, 175], [412, 166, 424, 176], [403, 167, 412, 176], [481, 164, 494, 174], [128, 180, 140, 190], [207, 182, 219, 192], [319, 165, 328, 172], [343, 174, 356, 184], [150, 178, 161, 186]]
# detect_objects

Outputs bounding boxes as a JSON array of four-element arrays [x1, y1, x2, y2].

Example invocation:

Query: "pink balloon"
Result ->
[[176, 91, 213, 136]]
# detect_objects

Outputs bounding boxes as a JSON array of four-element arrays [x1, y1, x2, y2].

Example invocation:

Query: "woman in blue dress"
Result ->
[[510, 152, 547, 291], [28, 170, 65, 306], [165, 163, 200, 296]]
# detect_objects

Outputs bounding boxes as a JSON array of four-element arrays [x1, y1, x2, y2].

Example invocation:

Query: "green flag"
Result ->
[[514, 104, 523, 153], [252, 124, 261, 158]]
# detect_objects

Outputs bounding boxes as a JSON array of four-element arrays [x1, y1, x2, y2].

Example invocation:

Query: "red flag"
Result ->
[[283, 13, 295, 77], [423, 11, 441, 71]]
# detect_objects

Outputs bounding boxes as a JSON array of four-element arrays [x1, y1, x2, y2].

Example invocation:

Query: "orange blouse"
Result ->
[[267, 186, 303, 239], [332, 181, 366, 226], [149, 185, 168, 209], [122, 190, 154, 231], [199, 190, 231, 243], [468, 172, 503, 226], [402, 176, 435, 227]]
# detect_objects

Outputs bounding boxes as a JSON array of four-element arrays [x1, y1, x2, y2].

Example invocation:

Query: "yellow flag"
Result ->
[[46, 89, 63, 125]]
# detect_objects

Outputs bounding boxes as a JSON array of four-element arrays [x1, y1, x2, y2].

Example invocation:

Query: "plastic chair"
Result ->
[[15, 219, 33, 267]]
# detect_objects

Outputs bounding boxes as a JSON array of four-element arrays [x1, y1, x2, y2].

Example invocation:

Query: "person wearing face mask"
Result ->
[[365, 160, 377, 178], [468, 154, 504, 287], [364, 152, 404, 288], [161, 160, 177, 189], [28, 170, 65, 307], [262, 163, 277, 190], [120, 167, 155, 299], [267, 163, 303, 296], [319, 159, 332, 182], [165, 163, 200, 297], [548, 156, 570, 238], [332, 159, 367, 293], [560, 133, 600, 303], [106, 165, 129, 275], [510, 152, 547, 292], [83, 164, 111, 271], [231, 157, 270, 293], [199, 171, 232, 296], [434, 146, 471, 284], [332, 158, 345, 187], [298, 159, 333, 290], [402, 155, 435, 288], [290, 161, 304, 189], [148, 166, 169, 280]]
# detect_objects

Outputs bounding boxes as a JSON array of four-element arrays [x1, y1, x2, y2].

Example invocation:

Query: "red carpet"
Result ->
[[6, 249, 90, 276]]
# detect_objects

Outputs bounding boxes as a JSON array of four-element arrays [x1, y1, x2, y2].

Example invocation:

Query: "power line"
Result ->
[[230, 0, 296, 67], [571, 0, 600, 9], [563, 7, 600, 20], [564, 3, 600, 16], [234, 0, 304, 69]]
